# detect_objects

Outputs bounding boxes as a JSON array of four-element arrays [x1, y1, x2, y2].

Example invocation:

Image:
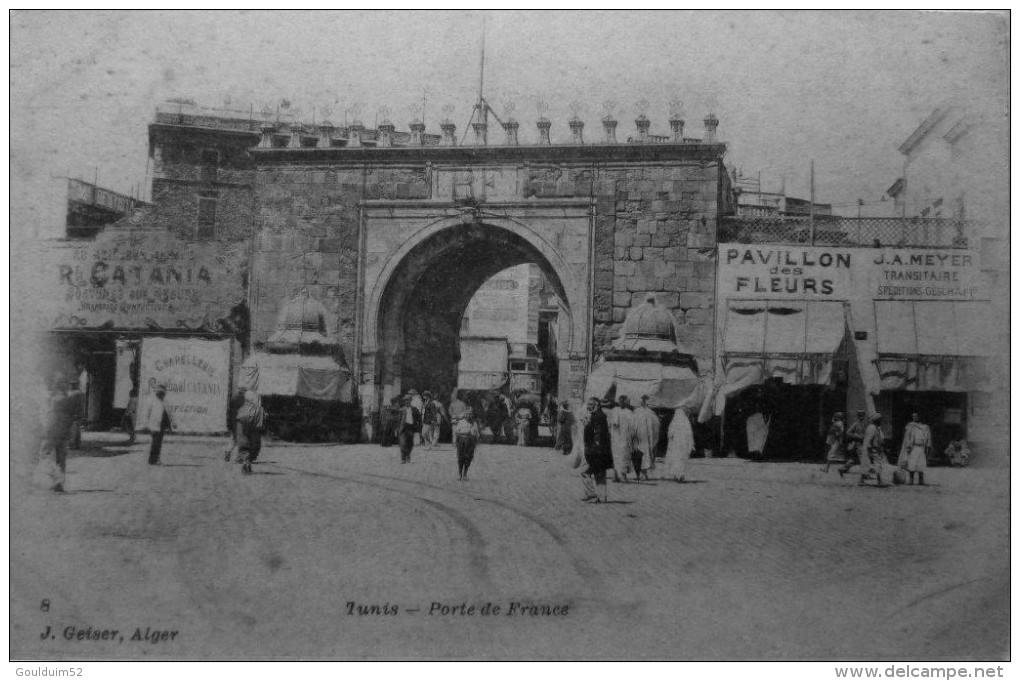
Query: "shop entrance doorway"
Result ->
[[882, 391, 967, 466], [723, 380, 847, 461]]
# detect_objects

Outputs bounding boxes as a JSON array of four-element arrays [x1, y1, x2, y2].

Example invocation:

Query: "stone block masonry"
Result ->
[[144, 112, 727, 423], [588, 162, 720, 368], [247, 156, 721, 370], [253, 164, 430, 361]]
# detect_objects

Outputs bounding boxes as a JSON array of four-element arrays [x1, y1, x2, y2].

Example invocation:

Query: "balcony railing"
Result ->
[[718, 215, 977, 248]]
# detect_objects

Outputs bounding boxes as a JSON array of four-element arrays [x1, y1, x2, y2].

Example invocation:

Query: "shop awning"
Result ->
[[585, 360, 706, 411], [873, 301, 993, 392], [715, 301, 848, 415], [240, 353, 352, 402]]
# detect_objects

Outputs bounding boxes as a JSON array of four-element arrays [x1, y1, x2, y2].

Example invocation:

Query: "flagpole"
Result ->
[[809, 160, 816, 245]]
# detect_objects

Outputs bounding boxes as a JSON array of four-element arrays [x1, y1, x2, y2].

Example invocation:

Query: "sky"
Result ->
[[10, 10, 1009, 241]]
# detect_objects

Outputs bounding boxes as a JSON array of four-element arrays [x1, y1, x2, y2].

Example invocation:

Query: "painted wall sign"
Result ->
[[462, 264, 536, 343], [137, 337, 231, 434], [718, 245, 982, 301], [47, 227, 247, 330]]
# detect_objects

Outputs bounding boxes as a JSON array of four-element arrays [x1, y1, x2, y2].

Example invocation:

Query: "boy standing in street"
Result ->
[[145, 384, 174, 465]]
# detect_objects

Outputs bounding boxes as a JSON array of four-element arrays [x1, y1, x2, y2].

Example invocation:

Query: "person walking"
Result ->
[[449, 389, 468, 423], [860, 413, 888, 487], [237, 387, 266, 475], [609, 395, 637, 482], [555, 400, 574, 454], [145, 384, 174, 466], [515, 403, 532, 447], [65, 379, 85, 450], [407, 390, 424, 445], [632, 395, 661, 480], [122, 388, 139, 445], [821, 412, 847, 473], [484, 392, 507, 444], [665, 406, 695, 483], [838, 411, 868, 478], [226, 386, 246, 461], [581, 397, 614, 503], [397, 394, 422, 464], [380, 396, 401, 447], [545, 398, 559, 449], [453, 407, 481, 481], [898, 412, 932, 486], [38, 379, 73, 492], [422, 391, 446, 449]]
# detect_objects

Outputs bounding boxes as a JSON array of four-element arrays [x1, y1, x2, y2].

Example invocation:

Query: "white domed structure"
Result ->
[[585, 295, 704, 411], [609, 295, 697, 363], [266, 289, 336, 352]]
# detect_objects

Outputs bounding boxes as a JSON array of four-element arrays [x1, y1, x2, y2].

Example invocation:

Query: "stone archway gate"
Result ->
[[358, 165, 594, 414]]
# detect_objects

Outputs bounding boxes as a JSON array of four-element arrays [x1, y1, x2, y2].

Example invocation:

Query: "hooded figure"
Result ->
[[860, 413, 888, 488], [666, 407, 695, 483], [821, 412, 846, 473], [631, 395, 661, 480], [898, 412, 932, 485], [609, 395, 637, 482]]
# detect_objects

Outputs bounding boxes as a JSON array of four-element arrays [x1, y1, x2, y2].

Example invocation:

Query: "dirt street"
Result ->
[[10, 434, 1009, 660]]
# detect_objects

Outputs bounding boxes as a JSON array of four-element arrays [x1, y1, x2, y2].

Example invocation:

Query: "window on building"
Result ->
[[197, 191, 219, 238], [200, 148, 219, 183]]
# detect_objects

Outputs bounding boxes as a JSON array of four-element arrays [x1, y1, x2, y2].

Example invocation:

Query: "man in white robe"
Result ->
[[631, 395, 661, 481], [666, 407, 695, 483], [898, 412, 932, 486], [609, 395, 636, 482]]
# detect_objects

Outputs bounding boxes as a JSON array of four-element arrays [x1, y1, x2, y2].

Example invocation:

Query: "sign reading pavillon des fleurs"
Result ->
[[717, 245, 984, 301], [49, 226, 247, 330]]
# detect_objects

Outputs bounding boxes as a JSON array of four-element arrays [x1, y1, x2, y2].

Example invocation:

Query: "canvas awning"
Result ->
[[721, 300, 847, 383], [585, 360, 705, 411], [240, 353, 352, 402], [714, 301, 848, 415], [873, 301, 993, 392]]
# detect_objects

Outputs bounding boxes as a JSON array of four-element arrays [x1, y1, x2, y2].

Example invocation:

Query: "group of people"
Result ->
[[36, 376, 177, 491], [822, 410, 961, 487], [574, 395, 697, 504], [42, 370, 972, 498], [385, 388, 481, 480]]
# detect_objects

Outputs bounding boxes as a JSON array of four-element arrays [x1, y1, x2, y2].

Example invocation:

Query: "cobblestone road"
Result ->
[[10, 434, 1009, 660]]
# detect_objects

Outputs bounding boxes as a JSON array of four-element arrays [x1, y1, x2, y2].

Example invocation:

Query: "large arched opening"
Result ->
[[368, 218, 581, 408]]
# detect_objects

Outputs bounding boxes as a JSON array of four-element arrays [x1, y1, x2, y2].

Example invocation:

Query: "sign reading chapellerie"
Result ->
[[137, 337, 231, 434], [718, 245, 982, 301], [50, 228, 246, 329]]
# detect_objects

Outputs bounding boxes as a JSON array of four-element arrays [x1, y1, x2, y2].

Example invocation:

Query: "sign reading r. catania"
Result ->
[[718, 245, 982, 300], [49, 228, 246, 329]]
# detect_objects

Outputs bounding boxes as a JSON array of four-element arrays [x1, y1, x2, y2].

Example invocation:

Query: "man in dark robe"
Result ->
[[582, 398, 614, 503]]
